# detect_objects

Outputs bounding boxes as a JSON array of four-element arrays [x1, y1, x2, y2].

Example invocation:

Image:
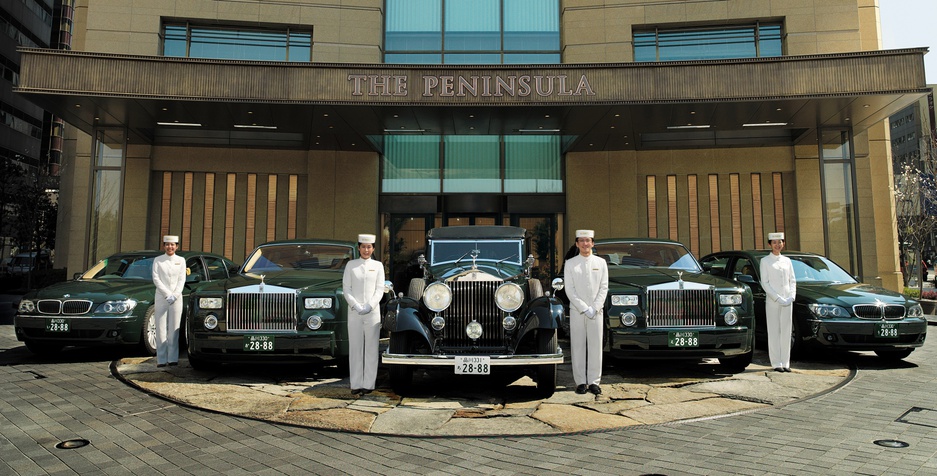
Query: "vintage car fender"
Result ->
[[383, 297, 431, 336], [519, 297, 564, 333]]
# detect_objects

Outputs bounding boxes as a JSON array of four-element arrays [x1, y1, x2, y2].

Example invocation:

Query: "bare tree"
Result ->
[[895, 134, 937, 292]]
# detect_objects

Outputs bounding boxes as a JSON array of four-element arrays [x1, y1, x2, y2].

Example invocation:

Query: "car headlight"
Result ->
[[306, 314, 323, 330], [466, 320, 483, 340], [724, 309, 739, 326], [907, 304, 924, 318], [304, 297, 332, 309], [431, 315, 446, 331], [495, 282, 524, 312], [18, 299, 35, 313], [620, 312, 637, 327], [94, 299, 137, 314], [423, 282, 452, 312], [719, 294, 743, 306], [808, 303, 850, 318], [199, 297, 223, 309], [502, 315, 517, 331], [203, 314, 219, 330], [612, 295, 639, 306]]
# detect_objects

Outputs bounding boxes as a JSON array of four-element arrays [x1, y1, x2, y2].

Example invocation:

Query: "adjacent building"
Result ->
[[13, 0, 930, 292]]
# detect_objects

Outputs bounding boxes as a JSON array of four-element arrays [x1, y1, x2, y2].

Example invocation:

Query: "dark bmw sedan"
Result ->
[[700, 250, 926, 361]]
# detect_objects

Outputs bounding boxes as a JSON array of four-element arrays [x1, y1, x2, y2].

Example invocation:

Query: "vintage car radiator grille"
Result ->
[[226, 292, 296, 331], [853, 304, 906, 320], [37, 299, 92, 315], [442, 281, 503, 347], [646, 289, 717, 328]]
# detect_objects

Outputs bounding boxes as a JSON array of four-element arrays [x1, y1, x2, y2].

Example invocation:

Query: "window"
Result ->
[[635, 23, 782, 62], [162, 23, 311, 61], [385, 0, 560, 65]]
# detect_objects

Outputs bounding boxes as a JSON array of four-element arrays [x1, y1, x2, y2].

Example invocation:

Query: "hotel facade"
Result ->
[[14, 0, 929, 292]]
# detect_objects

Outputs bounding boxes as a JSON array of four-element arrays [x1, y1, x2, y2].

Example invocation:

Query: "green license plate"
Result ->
[[243, 335, 275, 351], [875, 323, 898, 339], [46, 318, 69, 332], [668, 331, 699, 347]]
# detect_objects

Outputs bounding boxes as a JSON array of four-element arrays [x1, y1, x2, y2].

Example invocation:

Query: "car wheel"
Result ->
[[874, 348, 914, 362], [407, 278, 425, 300], [139, 306, 158, 356], [528, 279, 543, 299], [535, 329, 557, 398], [388, 332, 413, 395], [718, 350, 753, 373], [23, 339, 63, 356]]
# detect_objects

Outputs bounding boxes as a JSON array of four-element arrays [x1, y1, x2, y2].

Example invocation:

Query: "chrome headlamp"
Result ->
[[423, 282, 452, 312], [612, 295, 639, 306], [431, 315, 446, 331], [466, 320, 483, 340], [95, 299, 137, 315], [808, 303, 850, 318], [724, 309, 739, 326], [199, 297, 223, 309], [718, 294, 743, 306], [306, 314, 323, 330], [18, 299, 35, 313], [203, 314, 219, 330], [304, 297, 332, 309], [495, 282, 524, 312]]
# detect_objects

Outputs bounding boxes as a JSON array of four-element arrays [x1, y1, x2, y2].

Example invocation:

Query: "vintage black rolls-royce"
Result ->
[[381, 226, 565, 397], [186, 239, 357, 369], [572, 238, 755, 371]]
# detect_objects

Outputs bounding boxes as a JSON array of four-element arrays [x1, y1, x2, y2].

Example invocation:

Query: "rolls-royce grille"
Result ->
[[853, 304, 906, 320], [646, 289, 717, 328], [37, 299, 92, 315], [442, 281, 503, 348], [227, 292, 296, 332]]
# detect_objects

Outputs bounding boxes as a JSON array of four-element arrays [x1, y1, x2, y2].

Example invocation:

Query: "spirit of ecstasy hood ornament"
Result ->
[[259, 274, 265, 293], [677, 271, 684, 290]]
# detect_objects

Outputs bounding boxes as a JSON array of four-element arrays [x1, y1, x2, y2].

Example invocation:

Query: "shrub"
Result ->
[[905, 287, 921, 299], [921, 290, 937, 300]]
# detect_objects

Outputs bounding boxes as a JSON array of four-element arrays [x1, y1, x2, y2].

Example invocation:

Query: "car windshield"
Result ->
[[81, 255, 156, 280], [430, 240, 523, 266], [790, 255, 858, 284], [241, 244, 354, 272], [593, 242, 702, 272]]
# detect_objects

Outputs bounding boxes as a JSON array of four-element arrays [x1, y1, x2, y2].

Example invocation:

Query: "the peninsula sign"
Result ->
[[347, 73, 596, 99]]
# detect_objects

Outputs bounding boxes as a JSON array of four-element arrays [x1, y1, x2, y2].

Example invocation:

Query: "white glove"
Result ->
[[779, 296, 792, 306], [585, 307, 596, 319], [166, 295, 176, 305], [359, 303, 373, 315], [352, 303, 364, 313]]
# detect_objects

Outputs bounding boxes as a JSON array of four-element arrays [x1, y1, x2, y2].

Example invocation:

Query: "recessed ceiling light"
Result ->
[[234, 124, 277, 130], [667, 124, 711, 130], [157, 122, 202, 127], [742, 122, 788, 127]]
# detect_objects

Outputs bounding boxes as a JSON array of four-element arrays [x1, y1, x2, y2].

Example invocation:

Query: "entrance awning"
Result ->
[[14, 48, 929, 152]]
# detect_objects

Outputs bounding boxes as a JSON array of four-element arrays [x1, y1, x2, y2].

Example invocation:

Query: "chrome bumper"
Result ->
[[382, 350, 563, 366]]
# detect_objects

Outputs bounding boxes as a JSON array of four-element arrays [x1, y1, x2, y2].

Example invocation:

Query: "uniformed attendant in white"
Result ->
[[760, 232, 796, 372], [342, 233, 385, 395], [564, 229, 609, 395], [152, 235, 187, 368]]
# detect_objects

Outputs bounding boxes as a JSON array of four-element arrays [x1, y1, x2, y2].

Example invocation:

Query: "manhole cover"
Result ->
[[873, 439, 909, 448], [55, 439, 90, 449]]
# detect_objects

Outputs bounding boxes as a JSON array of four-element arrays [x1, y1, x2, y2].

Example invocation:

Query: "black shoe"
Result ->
[[156, 364, 167, 368], [588, 384, 602, 395], [362, 389, 373, 395], [783, 367, 791, 372], [168, 362, 178, 367], [575, 384, 588, 394], [773, 367, 784, 372], [351, 388, 362, 395]]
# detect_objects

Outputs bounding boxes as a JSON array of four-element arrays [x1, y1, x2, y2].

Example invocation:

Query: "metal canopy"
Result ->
[[15, 48, 930, 153]]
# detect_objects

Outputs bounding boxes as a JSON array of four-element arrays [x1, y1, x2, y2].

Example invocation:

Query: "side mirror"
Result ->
[[73, 272, 82, 280], [737, 274, 756, 285], [186, 274, 201, 284], [384, 280, 394, 294], [551, 277, 565, 291]]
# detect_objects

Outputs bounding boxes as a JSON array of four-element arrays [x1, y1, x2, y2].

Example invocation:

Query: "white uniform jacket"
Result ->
[[342, 258, 385, 312], [152, 254, 186, 299], [760, 253, 796, 304], [564, 254, 609, 316]]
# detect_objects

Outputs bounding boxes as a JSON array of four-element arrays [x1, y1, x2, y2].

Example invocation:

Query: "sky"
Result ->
[[879, 0, 937, 84]]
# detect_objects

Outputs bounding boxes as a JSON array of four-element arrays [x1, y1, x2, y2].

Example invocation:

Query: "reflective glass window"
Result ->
[[382, 136, 441, 193], [504, 0, 559, 51], [635, 23, 782, 61], [504, 136, 561, 193], [445, 0, 500, 51], [443, 136, 501, 192], [162, 23, 312, 62], [386, 0, 442, 51]]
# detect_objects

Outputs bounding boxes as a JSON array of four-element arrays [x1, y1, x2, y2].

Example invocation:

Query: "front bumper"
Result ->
[[801, 318, 927, 350], [14, 314, 142, 345], [382, 350, 564, 366], [188, 331, 342, 363], [607, 327, 753, 359]]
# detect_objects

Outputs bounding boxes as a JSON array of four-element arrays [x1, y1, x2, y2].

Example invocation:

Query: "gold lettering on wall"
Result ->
[[246, 174, 257, 257], [667, 175, 678, 241], [647, 176, 657, 238], [751, 173, 763, 247], [709, 175, 720, 253], [773, 172, 785, 233], [730, 174, 741, 249], [161, 172, 172, 238], [288, 175, 298, 239], [225, 173, 236, 258], [203, 174, 215, 252], [267, 175, 277, 242], [183, 172, 193, 248], [688, 175, 699, 257]]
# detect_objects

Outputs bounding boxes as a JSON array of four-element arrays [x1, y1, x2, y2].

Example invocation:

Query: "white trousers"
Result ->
[[766, 300, 793, 369], [154, 296, 183, 365], [570, 310, 603, 386], [347, 310, 381, 390]]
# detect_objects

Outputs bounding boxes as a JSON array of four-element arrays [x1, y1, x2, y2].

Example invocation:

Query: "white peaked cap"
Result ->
[[576, 229, 595, 239], [768, 232, 785, 241], [163, 235, 179, 244], [358, 234, 376, 244]]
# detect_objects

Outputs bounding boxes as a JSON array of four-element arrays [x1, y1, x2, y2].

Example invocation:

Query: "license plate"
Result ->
[[46, 318, 69, 332], [668, 331, 699, 347], [243, 335, 275, 351], [875, 323, 898, 339], [455, 356, 490, 375]]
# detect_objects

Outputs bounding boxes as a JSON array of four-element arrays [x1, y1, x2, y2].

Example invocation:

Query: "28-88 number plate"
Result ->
[[46, 318, 69, 332], [455, 356, 490, 375], [243, 335, 275, 351], [668, 331, 699, 347]]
